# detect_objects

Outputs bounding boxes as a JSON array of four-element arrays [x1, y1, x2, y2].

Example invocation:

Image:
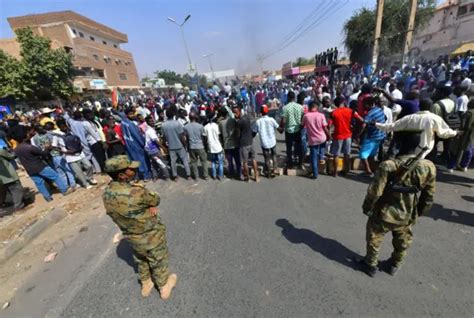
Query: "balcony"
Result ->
[[72, 37, 134, 59]]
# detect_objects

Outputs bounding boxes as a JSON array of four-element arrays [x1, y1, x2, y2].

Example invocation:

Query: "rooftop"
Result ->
[[7, 10, 128, 43]]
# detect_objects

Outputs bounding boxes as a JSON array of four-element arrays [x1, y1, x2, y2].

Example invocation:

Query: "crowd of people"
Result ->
[[0, 51, 473, 213]]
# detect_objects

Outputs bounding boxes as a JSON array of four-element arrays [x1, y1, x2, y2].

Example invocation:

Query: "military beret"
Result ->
[[105, 155, 140, 173]]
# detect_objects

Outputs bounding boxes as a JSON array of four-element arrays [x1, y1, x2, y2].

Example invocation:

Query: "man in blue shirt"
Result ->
[[359, 96, 386, 176]]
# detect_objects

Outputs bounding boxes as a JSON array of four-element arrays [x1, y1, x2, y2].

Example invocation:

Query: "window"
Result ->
[[93, 54, 99, 61], [72, 29, 77, 35], [458, 5, 468, 16], [113, 44, 117, 48], [119, 73, 127, 80], [79, 32, 84, 38], [90, 36, 95, 41], [102, 40, 107, 45]]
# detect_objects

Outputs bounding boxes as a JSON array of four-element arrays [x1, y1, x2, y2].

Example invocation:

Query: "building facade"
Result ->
[[411, 0, 474, 60], [1, 10, 140, 91]]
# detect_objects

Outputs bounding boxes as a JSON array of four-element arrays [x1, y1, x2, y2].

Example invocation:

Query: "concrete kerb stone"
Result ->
[[0, 207, 68, 264]]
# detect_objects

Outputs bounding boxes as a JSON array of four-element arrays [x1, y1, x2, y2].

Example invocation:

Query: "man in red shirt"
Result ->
[[330, 96, 354, 177]]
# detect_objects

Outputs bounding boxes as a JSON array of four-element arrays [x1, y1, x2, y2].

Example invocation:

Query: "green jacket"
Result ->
[[0, 148, 19, 185], [362, 156, 436, 226], [103, 181, 163, 253]]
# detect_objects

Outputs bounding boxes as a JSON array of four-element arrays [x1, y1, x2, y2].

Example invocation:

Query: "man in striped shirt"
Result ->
[[359, 96, 386, 176]]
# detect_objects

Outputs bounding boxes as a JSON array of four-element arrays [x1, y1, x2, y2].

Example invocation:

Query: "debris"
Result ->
[[44, 252, 57, 263], [451, 211, 459, 217], [431, 284, 439, 292], [16, 263, 20, 268], [265, 290, 270, 296], [2, 302, 9, 310], [113, 232, 122, 244], [192, 221, 195, 224], [460, 229, 471, 234]]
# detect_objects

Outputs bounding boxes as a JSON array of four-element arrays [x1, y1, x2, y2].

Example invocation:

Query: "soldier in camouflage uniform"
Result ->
[[360, 132, 436, 277], [102, 155, 177, 298]]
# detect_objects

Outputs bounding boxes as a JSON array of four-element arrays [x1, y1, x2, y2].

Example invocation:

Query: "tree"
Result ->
[[294, 56, 316, 67], [343, 0, 435, 64], [154, 70, 209, 88], [0, 50, 23, 98], [154, 70, 186, 86], [0, 27, 74, 101]]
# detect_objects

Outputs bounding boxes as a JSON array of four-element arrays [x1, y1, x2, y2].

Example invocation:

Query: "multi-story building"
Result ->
[[411, 0, 474, 60], [0, 10, 140, 91]]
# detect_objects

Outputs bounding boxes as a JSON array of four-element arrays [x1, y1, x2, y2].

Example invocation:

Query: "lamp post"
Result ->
[[203, 53, 215, 80], [167, 15, 194, 74]]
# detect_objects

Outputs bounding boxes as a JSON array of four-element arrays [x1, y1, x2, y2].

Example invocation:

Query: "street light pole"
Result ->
[[203, 53, 215, 80], [168, 15, 194, 74]]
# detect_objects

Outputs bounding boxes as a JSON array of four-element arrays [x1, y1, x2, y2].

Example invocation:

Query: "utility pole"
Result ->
[[203, 54, 215, 80], [372, 0, 384, 71], [402, 0, 418, 65]]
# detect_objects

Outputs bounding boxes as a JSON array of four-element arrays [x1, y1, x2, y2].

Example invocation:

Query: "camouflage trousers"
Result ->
[[364, 217, 413, 268], [129, 227, 170, 288]]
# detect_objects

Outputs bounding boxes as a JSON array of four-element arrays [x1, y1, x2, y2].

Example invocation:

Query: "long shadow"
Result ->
[[425, 203, 474, 227], [116, 239, 138, 273], [339, 172, 372, 185], [461, 195, 474, 203], [436, 170, 473, 188], [275, 218, 361, 271]]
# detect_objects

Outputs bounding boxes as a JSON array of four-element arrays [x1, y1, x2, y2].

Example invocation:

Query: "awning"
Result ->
[[451, 42, 474, 55]]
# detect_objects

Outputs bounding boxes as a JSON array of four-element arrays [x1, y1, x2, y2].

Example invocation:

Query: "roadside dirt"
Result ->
[[0, 174, 110, 304]]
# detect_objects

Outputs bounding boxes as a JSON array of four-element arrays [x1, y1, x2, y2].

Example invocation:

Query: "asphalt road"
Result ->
[[3, 144, 474, 317]]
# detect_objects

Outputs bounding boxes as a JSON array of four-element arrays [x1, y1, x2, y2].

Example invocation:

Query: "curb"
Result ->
[[0, 207, 68, 264]]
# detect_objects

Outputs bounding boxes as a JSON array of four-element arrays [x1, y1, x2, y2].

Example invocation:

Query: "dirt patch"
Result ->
[[0, 174, 109, 244]]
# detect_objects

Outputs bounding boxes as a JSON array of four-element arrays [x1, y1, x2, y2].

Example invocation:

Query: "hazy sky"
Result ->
[[0, 0, 379, 77]]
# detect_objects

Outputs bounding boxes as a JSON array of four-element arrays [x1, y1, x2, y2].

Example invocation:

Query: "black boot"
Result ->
[[357, 259, 376, 277]]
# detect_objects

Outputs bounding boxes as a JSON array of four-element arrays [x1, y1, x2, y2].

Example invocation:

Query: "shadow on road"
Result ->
[[461, 195, 474, 203], [425, 203, 474, 227], [116, 239, 138, 273], [435, 170, 473, 188], [339, 172, 372, 185], [275, 218, 361, 271]]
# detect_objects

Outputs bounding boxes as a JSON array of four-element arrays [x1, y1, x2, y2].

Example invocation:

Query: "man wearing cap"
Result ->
[[256, 105, 279, 178], [103, 155, 177, 299], [39, 107, 57, 129]]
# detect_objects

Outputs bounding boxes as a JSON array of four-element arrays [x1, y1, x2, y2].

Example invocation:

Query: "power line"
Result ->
[[261, 0, 335, 60], [277, 0, 349, 55], [271, 0, 332, 54], [261, 0, 349, 61]]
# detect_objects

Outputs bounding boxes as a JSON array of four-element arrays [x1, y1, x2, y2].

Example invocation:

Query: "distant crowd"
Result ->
[[0, 50, 473, 213]]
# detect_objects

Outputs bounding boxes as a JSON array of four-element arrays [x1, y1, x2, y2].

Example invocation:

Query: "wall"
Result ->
[[0, 38, 21, 59], [412, 0, 474, 59]]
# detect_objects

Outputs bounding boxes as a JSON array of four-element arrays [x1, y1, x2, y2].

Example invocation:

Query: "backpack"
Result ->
[[438, 99, 462, 130], [64, 134, 83, 154]]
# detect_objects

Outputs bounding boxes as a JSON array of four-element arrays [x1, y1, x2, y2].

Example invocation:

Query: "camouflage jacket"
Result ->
[[103, 181, 161, 237], [362, 156, 436, 225]]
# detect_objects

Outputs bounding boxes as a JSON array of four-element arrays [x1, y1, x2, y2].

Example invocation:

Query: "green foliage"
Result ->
[[294, 56, 316, 67], [343, 0, 435, 64], [0, 50, 23, 98], [0, 28, 74, 102], [154, 69, 208, 87]]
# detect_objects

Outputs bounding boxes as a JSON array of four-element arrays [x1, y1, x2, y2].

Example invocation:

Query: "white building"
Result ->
[[411, 0, 474, 60]]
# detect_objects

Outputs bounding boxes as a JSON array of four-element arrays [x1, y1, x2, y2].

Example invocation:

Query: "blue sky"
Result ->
[[0, 0, 378, 77]]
